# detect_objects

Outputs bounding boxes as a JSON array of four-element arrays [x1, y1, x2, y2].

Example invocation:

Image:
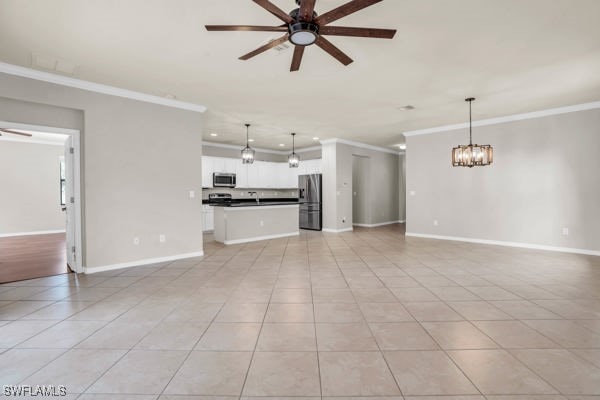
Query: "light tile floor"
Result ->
[[1, 224, 600, 399]]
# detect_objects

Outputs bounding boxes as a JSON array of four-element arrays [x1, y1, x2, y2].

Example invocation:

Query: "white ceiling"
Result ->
[[1, 0, 599, 150]]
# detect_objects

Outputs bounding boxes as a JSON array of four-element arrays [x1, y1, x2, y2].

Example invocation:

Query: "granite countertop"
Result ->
[[203, 198, 299, 207]]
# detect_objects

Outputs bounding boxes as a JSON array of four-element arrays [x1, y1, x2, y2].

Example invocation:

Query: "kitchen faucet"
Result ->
[[248, 191, 259, 204]]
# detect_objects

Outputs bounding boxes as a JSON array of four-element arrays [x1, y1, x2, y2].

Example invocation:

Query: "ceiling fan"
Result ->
[[0, 128, 33, 137], [205, 0, 396, 71]]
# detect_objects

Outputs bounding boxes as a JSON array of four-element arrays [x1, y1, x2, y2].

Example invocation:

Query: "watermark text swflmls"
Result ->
[[3, 385, 67, 397]]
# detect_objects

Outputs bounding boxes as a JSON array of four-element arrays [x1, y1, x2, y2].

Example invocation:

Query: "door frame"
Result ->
[[0, 120, 83, 273]]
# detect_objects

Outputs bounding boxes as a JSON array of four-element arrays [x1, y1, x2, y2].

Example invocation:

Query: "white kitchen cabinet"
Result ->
[[257, 161, 273, 188], [202, 205, 214, 232], [202, 155, 320, 189], [201, 157, 213, 188], [211, 157, 226, 173], [224, 158, 238, 174], [247, 163, 260, 188], [235, 163, 248, 188]]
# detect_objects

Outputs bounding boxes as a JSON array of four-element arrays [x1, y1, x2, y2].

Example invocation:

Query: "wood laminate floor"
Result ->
[[0, 233, 70, 283]]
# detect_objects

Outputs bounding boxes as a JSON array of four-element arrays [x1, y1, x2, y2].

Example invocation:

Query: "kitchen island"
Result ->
[[213, 201, 299, 245]]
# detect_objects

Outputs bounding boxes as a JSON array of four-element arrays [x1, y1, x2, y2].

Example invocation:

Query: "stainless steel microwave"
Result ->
[[213, 172, 236, 188]]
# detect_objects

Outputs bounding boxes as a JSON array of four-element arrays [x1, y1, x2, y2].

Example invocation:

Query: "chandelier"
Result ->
[[452, 98, 493, 167], [288, 133, 300, 168], [241, 123, 255, 164]]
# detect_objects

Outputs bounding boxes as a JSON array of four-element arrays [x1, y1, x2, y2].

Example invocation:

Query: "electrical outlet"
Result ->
[[410, 190, 416, 196], [562, 227, 569, 236], [189, 190, 195, 199], [133, 237, 140, 245], [159, 234, 166, 243], [260, 220, 264, 227], [433, 220, 438, 226]]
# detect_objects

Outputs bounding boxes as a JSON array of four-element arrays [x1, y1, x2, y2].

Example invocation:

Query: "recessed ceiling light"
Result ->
[[248, 139, 255, 142], [313, 137, 319, 140], [210, 133, 218, 137], [398, 105, 415, 111], [279, 144, 285, 147]]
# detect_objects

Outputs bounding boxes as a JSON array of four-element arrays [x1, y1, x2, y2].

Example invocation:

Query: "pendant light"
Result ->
[[452, 98, 493, 168], [288, 132, 300, 168], [241, 123, 255, 164]]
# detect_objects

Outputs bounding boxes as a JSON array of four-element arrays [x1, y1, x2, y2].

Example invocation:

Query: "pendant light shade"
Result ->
[[452, 98, 493, 168], [241, 123, 255, 164], [288, 132, 300, 168]]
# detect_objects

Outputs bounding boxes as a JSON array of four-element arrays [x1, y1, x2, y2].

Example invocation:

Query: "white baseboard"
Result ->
[[0, 229, 66, 238], [223, 232, 299, 245], [322, 227, 354, 233], [83, 251, 205, 274], [353, 220, 405, 227], [405, 232, 600, 256]]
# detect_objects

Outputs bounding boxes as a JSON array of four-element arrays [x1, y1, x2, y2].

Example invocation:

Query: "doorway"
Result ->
[[352, 154, 371, 226], [0, 121, 82, 283]]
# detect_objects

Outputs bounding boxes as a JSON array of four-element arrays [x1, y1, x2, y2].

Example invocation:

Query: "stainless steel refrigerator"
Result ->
[[299, 173, 322, 230]]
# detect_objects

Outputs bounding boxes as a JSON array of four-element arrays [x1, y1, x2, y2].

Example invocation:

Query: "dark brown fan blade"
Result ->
[[320, 26, 396, 39], [239, 34, 289, 60], [205, 25, 287, 32], [298, 0, 316, 22], [0, 128, 33, 137], [314, 36, 353, 66], [253, 0, 294, 24], [290, 46, 305, 71], [316, 0, 383, 26]]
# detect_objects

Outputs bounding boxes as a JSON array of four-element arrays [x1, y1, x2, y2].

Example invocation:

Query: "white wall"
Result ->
[[0, 73, 204, 270], [406, 107, 600, 253], [0, 141, 65, 235]]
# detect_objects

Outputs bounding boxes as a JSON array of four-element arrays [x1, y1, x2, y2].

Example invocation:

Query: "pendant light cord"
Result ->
[[245, 123, 250, 147], [469, 100, 473, 145]]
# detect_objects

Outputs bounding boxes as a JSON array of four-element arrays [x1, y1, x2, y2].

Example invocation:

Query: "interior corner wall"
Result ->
[[399, 153, 406, 222], [321, 142, 338, 231], [0, 141, 66, 234], [322, 141, 400, 231], [406, 107, 600, 252], [0, 73, 204, 269]]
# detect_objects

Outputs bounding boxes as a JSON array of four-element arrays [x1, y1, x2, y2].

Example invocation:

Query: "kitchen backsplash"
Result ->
[[202, 187, 299, 200]]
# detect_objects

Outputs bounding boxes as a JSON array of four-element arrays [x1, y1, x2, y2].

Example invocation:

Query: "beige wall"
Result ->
[[0, 141, 66, 235], [406, 108, 600, 252], [0, 73, 204, 269], [322, 141, 400, 231]]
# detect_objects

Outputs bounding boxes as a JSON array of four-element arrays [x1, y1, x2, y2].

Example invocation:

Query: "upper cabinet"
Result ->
[[201, 156, 321, 189]]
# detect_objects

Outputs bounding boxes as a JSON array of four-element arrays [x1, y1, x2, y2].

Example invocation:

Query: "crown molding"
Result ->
[[203, 141, 321, 155], [0, 62, 206, 113], [403, 100, 600, 137], [320, 138, 402, 155]]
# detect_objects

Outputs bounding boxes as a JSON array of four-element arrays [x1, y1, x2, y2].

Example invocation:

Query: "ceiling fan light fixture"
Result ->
[[241, 123, 255, 164], [289, 22, 319, 46], [288, 132, 300, 168], [452, 98, 494, 168]]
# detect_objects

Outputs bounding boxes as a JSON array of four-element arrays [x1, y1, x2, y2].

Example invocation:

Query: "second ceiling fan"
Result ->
[[205, 0, 396, 71]]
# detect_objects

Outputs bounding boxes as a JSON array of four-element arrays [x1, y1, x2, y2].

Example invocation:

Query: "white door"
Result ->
[[64, 136, 77, 270]]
